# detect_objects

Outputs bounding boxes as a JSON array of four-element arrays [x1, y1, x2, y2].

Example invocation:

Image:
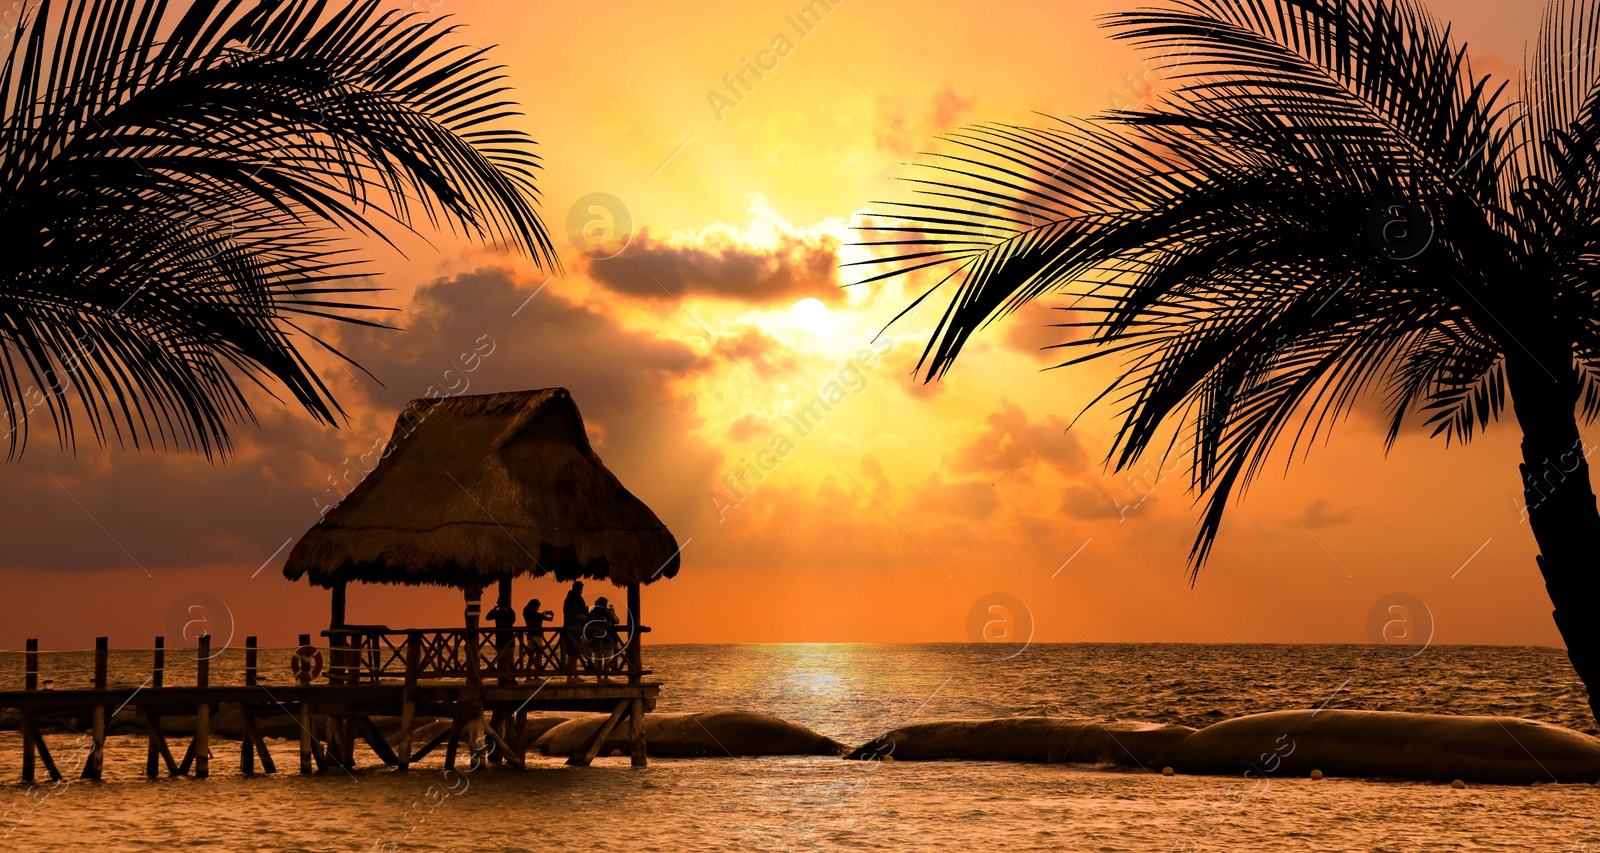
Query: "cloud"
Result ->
[[1300, 499, 1355, 529], [583, 198, 844, 304], [0, 406, 346, 573], [720, 326, 799, 379], [948, 401, 1087, 477], [860, 453, 891, 495], [929, 87, 975, 130], [911, 473, 998, 520], [0, 266, 733, 574], [726, 413, 770, 443], [998, 301, 1085, 359], [346, 267, 706, 417], [1061, 483, 1124, 520], [339, 266, 727, 532], [874, 86, 976, 156]]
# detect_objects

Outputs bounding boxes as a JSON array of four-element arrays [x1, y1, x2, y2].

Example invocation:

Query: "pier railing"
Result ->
[[322, 624, 648, 685], [0, 631, 659, 780]]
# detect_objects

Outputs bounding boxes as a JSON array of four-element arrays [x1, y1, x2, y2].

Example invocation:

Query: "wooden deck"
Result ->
[[0, 627, 660, 782]]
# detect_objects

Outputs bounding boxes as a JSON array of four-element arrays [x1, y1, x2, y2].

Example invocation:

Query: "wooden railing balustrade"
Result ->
[[320, 625, 649, 685]]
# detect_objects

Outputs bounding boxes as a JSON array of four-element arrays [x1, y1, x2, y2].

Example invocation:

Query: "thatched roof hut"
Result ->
[[283, 388, 681, 592]]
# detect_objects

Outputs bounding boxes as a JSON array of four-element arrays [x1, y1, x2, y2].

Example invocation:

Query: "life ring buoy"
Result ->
[[291, 645, 323, 683]]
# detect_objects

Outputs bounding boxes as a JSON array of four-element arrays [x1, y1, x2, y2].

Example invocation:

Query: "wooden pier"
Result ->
[[0, 623, 657, 782], [1, 388, 688, 783]]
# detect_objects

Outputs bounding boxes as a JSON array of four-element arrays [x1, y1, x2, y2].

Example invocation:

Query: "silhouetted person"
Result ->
[[487, 600, 517, 684], [586, 596, 621, 676], [523, 598, 552, 630], [488, 601, 517, 630], [562, 582, 587, 678]]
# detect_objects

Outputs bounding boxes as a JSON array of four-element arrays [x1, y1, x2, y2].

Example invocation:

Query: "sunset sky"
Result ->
[[0, 0, 1577, 650]]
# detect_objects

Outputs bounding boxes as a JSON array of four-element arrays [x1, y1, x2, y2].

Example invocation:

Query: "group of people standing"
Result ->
[[484, 580, 623, 673]]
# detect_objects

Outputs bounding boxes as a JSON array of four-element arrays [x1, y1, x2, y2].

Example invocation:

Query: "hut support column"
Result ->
[[627, 582, 642, 686], [462, 583, 486, 767], [629, 695, 647, 768], [626, 583, 646, 767], [495, 576, 514, 688], [331, 581, 347, 629], [398, 633, 419, 772]]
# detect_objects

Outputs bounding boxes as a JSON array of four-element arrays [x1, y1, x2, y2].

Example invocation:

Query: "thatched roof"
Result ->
[[283, 388, 681, 589]]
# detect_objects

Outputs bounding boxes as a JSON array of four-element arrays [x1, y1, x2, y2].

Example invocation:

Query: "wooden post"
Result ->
[[94, 637, 107, 690], [195, 635, 210, 779], [464, 583, 484, 687], [331, 580, 347, 629], [443, 719, 461, 771], [153, 636, 165, 688], [22, 638, 36, 783], [244, 717, 276, 775], [627, 582, 643, 686], [146, 636, 164, 778], [297, 633, 313, 775], [325, 712, 352, 771], [397, 633, 420, 772], [82, 637, 107, 780], [514, 708, 529, 767], [143, 714, 176, 778], [567, 699, 630, 767], [462, 583, 486, 766], [496, 576, 514, 686], [629, 695, 647, 768], [241, 637, 258, 775]]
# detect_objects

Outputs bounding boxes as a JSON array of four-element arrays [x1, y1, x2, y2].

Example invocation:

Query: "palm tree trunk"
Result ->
[[1506, 350, 1600, 727]]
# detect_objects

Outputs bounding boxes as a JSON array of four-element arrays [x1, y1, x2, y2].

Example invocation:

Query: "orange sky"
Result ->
[[0, 0, 1576, 651]]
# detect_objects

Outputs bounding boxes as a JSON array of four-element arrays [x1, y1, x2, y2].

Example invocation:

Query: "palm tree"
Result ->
[[0, 0, 559, 460], [853, 0, 1600, 724]]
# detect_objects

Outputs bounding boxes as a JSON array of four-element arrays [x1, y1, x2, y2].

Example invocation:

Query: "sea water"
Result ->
[[1, 643, 1597, 851]]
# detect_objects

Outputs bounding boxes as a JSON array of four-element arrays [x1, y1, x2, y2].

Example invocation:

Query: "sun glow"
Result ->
[[789, 297, 833, 335]]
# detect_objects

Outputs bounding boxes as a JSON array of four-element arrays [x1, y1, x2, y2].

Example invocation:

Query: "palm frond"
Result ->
[[854, 0, 1527, 572], [0, 0, 559, 460]]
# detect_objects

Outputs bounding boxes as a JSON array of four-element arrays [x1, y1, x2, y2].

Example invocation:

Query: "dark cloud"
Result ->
[[346, 267, 706, 417], [0, 267, 729, 574], [340, 267, 727, 532], [0, 405, 343, 573], [1301, 499, 1355, 529], [584, 227, 843, 304]]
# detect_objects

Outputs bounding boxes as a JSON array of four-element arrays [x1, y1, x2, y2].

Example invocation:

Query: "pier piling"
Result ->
[[195, 635, 210, 779], [82, 637, 107, 780]]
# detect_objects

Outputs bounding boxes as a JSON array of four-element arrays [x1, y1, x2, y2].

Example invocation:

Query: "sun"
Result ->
[[790, 297, 833, 335]]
